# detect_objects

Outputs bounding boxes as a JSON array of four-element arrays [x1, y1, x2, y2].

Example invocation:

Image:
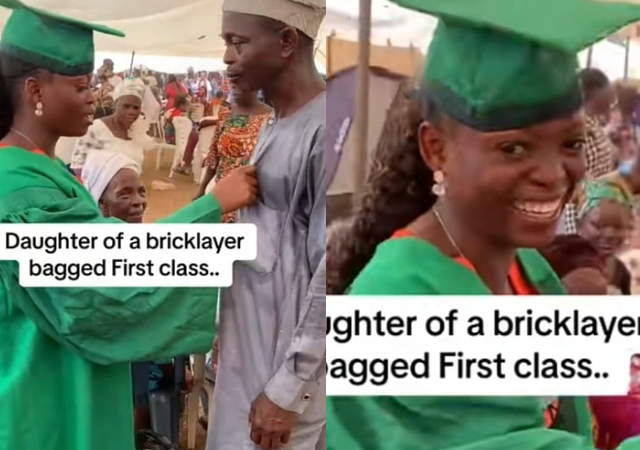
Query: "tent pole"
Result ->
[[624, 38, 631, 79], [327, 35, 333, 76], [129, 51, 136, 74], [354, 0, 372, 194]]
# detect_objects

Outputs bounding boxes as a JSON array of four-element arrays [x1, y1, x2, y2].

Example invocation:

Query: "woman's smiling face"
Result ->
[[579, 199, 633, 259], [419, 111, 587, 249]]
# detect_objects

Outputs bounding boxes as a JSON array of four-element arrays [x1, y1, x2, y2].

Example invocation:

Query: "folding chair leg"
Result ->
[[186, 392, 199, 449], [187, 354, 206, 449]]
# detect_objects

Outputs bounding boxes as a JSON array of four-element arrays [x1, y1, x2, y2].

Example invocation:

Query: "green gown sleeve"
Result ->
[[0, 183, 222, 365], [618, 436, 640, 449]]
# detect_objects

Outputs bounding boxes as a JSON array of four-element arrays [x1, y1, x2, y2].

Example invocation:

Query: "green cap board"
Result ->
[[0, 0, 124, 76], [392, 0, 640, 131]]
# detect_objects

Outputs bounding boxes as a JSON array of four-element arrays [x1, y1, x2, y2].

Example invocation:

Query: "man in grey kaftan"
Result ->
[[208, 0, 326, 446], [207, 91, 326, 450]]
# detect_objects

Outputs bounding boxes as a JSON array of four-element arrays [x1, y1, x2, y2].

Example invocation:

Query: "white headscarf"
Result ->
[[82, 150, 141, 203], [113, 79, 146, 102], [111, 78, 157, 148]]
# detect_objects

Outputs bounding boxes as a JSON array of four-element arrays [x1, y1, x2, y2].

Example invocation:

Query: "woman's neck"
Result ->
[[106, 116, 130, 139], [235, 100, 267, 115], [412, 208, 517, 294], [8, 116, 58, 157]]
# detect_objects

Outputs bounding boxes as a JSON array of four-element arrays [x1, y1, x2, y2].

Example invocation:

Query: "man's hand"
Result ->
[[249, 393, 298, 449]]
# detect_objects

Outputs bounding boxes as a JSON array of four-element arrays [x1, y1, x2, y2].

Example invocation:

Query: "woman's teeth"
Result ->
[[513, 199, 563, 219]]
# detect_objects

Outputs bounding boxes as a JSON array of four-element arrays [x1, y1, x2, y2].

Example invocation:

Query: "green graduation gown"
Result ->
[[326, 237, 634, 450], [0, 148, 220, 450]]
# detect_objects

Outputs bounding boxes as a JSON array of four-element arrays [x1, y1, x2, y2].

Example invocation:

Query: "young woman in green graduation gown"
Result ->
[[0, 3, 257, 450], [326, 0, 640, 449]]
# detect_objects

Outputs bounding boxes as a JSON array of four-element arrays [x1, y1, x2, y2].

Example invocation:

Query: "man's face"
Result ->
[[221, 12, 288, 91]]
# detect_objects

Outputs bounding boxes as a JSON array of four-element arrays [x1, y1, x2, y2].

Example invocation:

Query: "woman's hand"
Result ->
[[212, 165, 258, 214]]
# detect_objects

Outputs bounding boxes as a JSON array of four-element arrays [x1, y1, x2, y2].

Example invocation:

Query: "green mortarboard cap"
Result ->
[[0, 0, 124, 76], [392, 0, 640, 131]]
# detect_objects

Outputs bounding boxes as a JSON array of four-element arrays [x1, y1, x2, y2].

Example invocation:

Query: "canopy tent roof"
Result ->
[[327, 0, 436, 49], [0, 0, 227, 57], [0, 0, 327, 62], [325, 0, 435, 76]]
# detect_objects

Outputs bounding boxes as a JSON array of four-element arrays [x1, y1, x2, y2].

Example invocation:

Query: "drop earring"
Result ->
[[432, 170, 445, 196], [35, 102, 43, 117]]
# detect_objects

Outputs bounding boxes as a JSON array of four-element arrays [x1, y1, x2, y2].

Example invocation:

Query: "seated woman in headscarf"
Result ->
[[82, 150, 194, 437], [82, 150, 148, 430], [575, 180, 635, 295], [82, 150, 146, 223], [571, 181, 640, 449], [70, 79, 154, 173]]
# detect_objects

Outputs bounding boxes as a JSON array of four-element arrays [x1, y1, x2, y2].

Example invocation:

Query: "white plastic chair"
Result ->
[[147, 112, 163, 141], [193, 124, 216, 185], [189, 103, 205, 124], [187, 353, 206, 449], [186, 289, 220, 449], [169, 116, 192, 178], [155, 110, 174, 170], [54, 137, 78, 165]]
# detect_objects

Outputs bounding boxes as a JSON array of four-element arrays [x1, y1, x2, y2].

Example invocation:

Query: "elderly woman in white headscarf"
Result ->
[[82, 150, 150, 435], [82, 150, 146, 223], [70, 79, 155, 174]]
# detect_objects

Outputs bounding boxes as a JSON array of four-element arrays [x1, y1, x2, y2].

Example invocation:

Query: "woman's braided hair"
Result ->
[[0, 53, 42, 139], [326, 82, 438, 294]]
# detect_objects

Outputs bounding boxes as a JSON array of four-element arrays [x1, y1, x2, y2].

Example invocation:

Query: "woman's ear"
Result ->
[[24, 77, 43, 111], [98, 198, 109, 217], [418, 121, 446, 172]]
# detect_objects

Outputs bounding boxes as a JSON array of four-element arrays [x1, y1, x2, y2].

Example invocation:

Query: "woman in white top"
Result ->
[[71, 79, 154, 173]]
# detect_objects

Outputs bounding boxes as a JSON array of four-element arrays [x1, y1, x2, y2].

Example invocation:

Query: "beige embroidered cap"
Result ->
[[222, 0, 325, 39]]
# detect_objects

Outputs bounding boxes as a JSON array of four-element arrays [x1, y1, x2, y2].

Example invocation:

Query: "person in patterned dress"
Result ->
[[610, 84, 640, 164], [575, 180, 634, 295], [93, 69, 115, 119], [194, 86, 271, 222], [559, 68, 617, 235]]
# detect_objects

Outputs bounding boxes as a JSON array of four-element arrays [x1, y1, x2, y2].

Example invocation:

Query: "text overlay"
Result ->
[[0, 224, 257, 287], [327, 296, 637, 396]]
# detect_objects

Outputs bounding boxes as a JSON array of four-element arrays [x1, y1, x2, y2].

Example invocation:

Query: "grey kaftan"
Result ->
[[207, 92, 326, 450]]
